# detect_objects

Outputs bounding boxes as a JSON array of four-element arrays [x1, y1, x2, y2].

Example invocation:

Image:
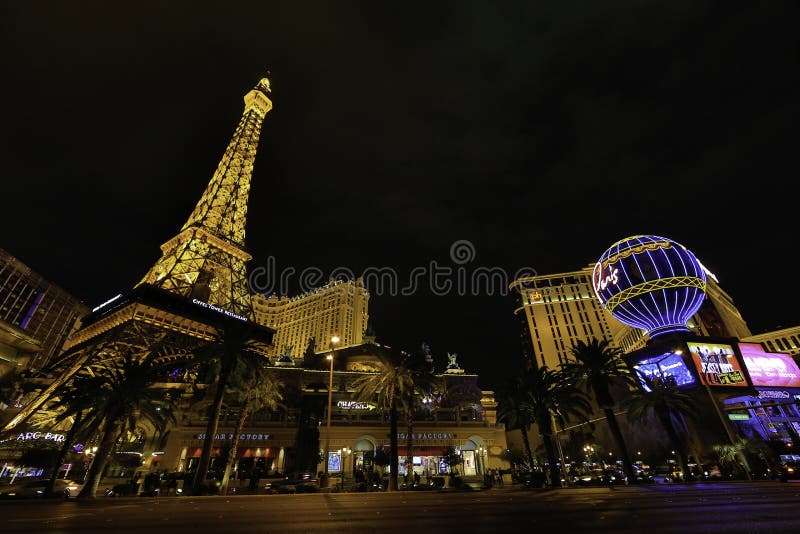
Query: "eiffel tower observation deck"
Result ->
[[2, 75, 275, 433]]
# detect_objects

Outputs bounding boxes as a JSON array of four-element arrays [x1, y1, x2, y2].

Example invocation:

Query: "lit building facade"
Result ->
[[0, 249, 88, 372], [252, 278, 369, 358], [509, 266, 625, 369], [151, 341, 508, 484], [510, 265, 751, 369]]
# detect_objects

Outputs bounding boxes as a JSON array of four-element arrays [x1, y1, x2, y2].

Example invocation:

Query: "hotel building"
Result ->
[[146, 341, 508, 485], [0, 249, 88, 375], [509, 265, 751, 369], [252, 278, 369, 359]]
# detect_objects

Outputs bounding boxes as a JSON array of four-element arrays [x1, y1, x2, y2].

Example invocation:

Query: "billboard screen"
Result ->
[[327, 452, 341, 472], [738, 342, 800, 388], [688, 342, 748, 387], [632, 351, 697, 391]]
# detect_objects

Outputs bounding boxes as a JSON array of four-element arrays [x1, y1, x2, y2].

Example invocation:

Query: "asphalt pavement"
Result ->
[[3, 481, 800, 533]]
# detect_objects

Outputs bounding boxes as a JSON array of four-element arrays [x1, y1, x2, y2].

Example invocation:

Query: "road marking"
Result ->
[[9, 512, 95, 522]]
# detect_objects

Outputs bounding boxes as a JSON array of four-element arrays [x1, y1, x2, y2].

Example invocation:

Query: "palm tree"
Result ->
[[497, 376, 536, 471], [734, 437, 768, 477], [562, 338, 636, 481], [219, 365, 283, 495], [626, 375, 696, 481], [399, 355, 441, 485], [712, 443, 746, 478], [191, 322, 269, 494], [77, 354, 178, 498], [43, 375, 104, 497], [524, 366, 591, 487], [352, 351, 415, 492]]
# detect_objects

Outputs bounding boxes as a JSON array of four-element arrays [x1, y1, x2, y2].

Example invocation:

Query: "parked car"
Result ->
[[651, 466, 683, 484], [0, 478, 83, 499], [570, 468, 628, 486], [631, 466, 654, 484], [265, 472, 318, 492], [516, 470, 548, 488], [774, 462, 800, 482]]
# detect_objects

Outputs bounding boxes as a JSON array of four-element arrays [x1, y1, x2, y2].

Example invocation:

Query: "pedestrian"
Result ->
[[496, 468, 504, 487]]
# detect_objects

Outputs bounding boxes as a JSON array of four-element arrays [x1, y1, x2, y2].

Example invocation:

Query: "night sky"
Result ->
[[2, 2, 798, 390]]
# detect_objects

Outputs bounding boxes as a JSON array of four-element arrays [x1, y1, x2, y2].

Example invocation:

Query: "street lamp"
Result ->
[[322, 336, 340, 488], [83, 446, 99, 483]]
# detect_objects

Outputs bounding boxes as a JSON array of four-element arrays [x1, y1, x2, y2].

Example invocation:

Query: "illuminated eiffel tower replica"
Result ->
[[2, 75, 275, 432]]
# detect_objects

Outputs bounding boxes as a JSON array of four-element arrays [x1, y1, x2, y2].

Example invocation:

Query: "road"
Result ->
[[3, 481, 800, 533]]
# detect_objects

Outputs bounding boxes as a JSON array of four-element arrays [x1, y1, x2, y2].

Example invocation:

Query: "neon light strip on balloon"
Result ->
[[592, 235, 707, 339]]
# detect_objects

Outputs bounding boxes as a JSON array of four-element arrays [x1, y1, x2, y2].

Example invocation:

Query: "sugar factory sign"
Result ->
[[397, 433, 455, 441], [195, 433, 271, 441], [337, 400, 375, 410], [16, 431, 66, 443]]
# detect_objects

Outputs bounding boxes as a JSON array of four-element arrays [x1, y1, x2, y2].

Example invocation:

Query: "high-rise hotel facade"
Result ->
[[509, 265, 751, 369], [0, 249, 88, 375], [252, 278, 369, 358]]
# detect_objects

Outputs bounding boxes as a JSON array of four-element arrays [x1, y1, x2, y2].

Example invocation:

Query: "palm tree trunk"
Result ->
[[603, 407, 634, 482], [193, 361, 234, 494], [539, 416, 561, 487], [542, 433, 561, 488], [520, 424, 535, 470], [46, 410, 84, 497], [78, 416, 119, 498], [388, 402, 399, 492], [220, 394, 250, 495], [656, 412, 690, 481], [406, 408, 414, 486]]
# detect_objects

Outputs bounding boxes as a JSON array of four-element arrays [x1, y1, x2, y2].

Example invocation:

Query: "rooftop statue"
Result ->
[[447, 352, 459, 368], [276, 344, 294, 365], [445, 352, 465, 374]]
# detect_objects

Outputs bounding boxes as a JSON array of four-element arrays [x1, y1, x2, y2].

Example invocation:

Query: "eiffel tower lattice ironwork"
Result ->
[[138, 76, 272, 319], [1, 75, 275, 433]]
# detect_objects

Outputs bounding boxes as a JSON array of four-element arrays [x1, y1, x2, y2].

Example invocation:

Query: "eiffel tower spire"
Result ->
[[138, 74, 273, 318]]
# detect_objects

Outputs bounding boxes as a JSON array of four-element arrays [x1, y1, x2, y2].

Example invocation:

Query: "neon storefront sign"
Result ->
[[16, 431, 66, 443], [191, 299, 247, 321], [196, 433, 271, 441], [337, 401, 375, 410], [397, 433, 455, 440]]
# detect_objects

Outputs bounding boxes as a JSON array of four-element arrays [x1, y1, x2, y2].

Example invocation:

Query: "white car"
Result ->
[[0, 478, 83, 499]]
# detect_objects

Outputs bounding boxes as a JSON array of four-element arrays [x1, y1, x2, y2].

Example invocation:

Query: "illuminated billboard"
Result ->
[[327, 452, 341, 472], [738, 342, 800, 388], [632, 351, 697, 391], [688, 342, 748, 387]]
